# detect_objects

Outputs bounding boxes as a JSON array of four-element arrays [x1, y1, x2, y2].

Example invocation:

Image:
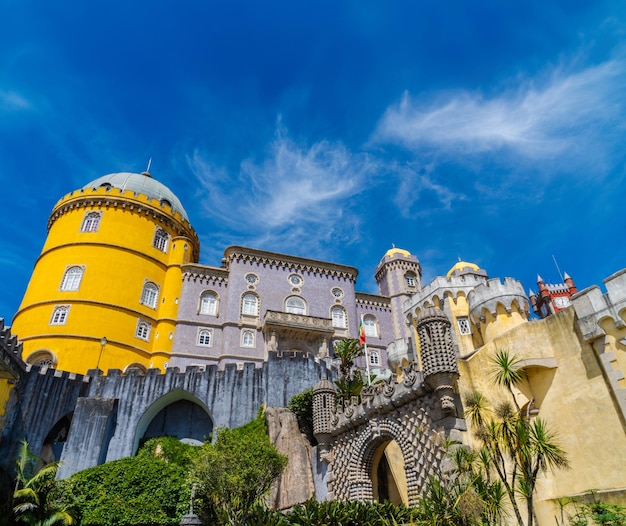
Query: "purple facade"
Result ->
[[170, 246, 420, 373]]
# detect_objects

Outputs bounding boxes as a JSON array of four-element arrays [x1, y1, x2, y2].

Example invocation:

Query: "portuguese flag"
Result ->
[[359, 315, 366, 345]]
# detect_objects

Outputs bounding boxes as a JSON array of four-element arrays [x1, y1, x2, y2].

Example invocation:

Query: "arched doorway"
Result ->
[[40, 412, 73, 465], [133, 390, 213, 454], [371, 439, 409, 505]]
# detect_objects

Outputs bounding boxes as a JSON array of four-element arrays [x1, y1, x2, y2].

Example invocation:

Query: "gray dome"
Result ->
[[83, 172, 189, 221]]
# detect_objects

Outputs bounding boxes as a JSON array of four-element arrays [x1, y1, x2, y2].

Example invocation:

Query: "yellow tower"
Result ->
[[12, 172, 199, 375]]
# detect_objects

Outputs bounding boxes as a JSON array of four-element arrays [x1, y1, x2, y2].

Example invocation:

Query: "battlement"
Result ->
[[468, 277, 529, 322], [572, 268, 626, 341], [0, 318, 26, 380], [404, 273, 489, 313]]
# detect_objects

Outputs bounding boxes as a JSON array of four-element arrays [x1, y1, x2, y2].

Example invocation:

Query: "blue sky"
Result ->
[[1, 0, 625, 319]]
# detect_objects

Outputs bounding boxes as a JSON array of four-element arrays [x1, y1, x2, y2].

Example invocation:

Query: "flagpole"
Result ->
[[361, 314, 371, 386]]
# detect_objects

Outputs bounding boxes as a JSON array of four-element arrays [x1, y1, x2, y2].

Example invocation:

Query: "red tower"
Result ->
[[529, 273, 577, 319]]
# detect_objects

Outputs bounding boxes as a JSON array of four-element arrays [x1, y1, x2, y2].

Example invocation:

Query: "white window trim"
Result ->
[[135, 320, 151, 341], [60, 266, 84, 292], [457, 317, 472, 335], [369, 350, 380, 366], [50, 306, 69, 325], [405, 273, 416, 287], [241, 293, 259, 316], [199, 291, 218, 316], [197, 328, 213, 347], [153, 227, 169, 253], [140, 282, 159, 309], [80, 211, 102, 233], [331, 306, 347, 328], [241, 329, 255, 348], [285, 296, 306, 315], [363, 315, 378, 338]]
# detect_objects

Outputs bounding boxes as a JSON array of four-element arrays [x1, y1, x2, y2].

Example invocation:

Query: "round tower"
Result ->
[[415, 307, 459, 417], [313, 378, 336, 449], [467, 277, 529, 343], [374, 247, 421, 343], [12, 171, 199, 374]]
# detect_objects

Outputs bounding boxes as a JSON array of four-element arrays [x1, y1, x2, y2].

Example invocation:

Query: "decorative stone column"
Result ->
[[313, 378, 336, 457], [415, 307, 459, 417]]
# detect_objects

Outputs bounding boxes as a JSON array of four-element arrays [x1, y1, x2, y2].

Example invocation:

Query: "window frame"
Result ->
[[363, 314, 378, 338], [199, 291, 218, 316], [80, 211, 102, 233], [241, 329, 255, 348], [369, 350, 380, 366], [50, 306, 70, 325], [457, 317, 472, 335], [285, 296, 307, 315], [140, 281, 159, 309], [331, 306, 347, 328], [60, 266, 84, 292], [197, 328, 213, 347], [241, 293, 259, 316], [135, 320, 151, 341], [153, 227, 169, 253], [405, 273, 416, 287]]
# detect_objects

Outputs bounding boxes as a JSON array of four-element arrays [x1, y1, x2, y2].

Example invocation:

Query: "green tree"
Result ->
[[190, 411, 287, 525], [12, 440, 75, 526], [464, 350, 569, 526], [333, 338, 365, 404], [60, 437, 197, 525], [288, 388, 315, 443]]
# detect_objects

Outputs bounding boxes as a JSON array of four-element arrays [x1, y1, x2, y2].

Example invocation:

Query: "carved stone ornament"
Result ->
[[403, 362, 419, 387], [383, 376, 396, 398]]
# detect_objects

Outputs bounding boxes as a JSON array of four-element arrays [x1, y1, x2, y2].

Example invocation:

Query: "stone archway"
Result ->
[[133, 390, 213, 454]]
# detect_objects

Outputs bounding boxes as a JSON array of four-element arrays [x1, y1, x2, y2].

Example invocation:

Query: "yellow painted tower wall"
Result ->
[[12, 183, 199, 375]]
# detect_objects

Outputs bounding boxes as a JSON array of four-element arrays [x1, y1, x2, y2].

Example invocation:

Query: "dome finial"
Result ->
[[141, 158, 153, 178]]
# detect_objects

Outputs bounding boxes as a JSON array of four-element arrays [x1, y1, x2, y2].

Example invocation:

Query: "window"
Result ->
[[153, 228, 169, 252], [331, 287, 344, 299], [81, 212, 101, 232], [286, 296, 306, 315], [405, 273, 416, 287], [369, 351, 380, 366], [60, 266, 83, 291], [331, 306, 347, 328], [136, 320, 151, 341], [197, 329, 212, 346], [200, 291, 218, 315], [242, 293, 259, 316], [363, 315, 378, 337], [50, 306, 69, 325], [457, 317, 472, 335], [288, 274, 303, 287], [245, 273, 259, 285], [241, 329, 255, 347], [25, 350, 56, 369], [140, 282, 159, 309]]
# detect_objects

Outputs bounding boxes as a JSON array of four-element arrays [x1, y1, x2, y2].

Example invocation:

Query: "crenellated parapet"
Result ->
[[468, 277, 529, 323], [0, 318, 25, 380], [403, 273, 489, 315], [182, 263, 229, 285]]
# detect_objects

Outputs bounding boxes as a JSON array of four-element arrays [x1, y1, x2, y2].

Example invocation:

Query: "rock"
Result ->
[[266, 407, 315, 509]]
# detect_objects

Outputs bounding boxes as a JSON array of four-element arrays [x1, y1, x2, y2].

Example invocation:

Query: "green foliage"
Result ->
[[60, 438, 199, 526], [288, 388, 315, 443], [559, 498, 626, 526], [333, 338, 364, 378], [12, 440, 75, 526], [190, 412, 287, 525]]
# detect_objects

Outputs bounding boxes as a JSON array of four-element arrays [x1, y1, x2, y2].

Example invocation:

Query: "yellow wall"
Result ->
[[458, 308, 626, 523], [0, 377, 13, 418], [12, 187, 199, 375]]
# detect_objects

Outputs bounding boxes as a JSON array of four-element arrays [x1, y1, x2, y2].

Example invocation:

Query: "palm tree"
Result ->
[[332, 338, 363, 378], [12, 441, 75, 526], [462, 350, 569, 526]]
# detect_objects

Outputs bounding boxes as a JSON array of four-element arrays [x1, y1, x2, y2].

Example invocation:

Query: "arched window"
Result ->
[[197, 329, 212, 346], [140, 282, 159, 309], [81, 211, 101, 232], [200, 291, 218, 315], [153, 228, 169, 252], [331, 306, 347, 328], [242, 293, 259, 316], [405, 272, 417, 288], [60, 266, 83, 291], [363, 315, 378, 337], [241, 329, 255, 347], [285, 296, 306, 315], [369, 350, 380, 366], [124, 363, 147, 375], [136, 320, 151, 341], [50, 306, 69, 325], [25, 350, 57, 369]]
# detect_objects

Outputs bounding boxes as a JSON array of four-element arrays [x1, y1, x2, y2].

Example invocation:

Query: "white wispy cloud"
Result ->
[[188, 130, 378, 255], [374, 57, 626, 164], [0, 89, 31, 112]]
